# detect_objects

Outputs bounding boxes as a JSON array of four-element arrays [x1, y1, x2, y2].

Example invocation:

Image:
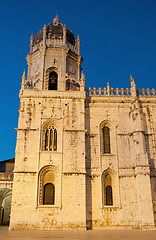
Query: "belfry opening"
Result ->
[[49, 71, 58, 90]]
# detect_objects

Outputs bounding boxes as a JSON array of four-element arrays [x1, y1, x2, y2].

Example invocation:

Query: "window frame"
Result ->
[[100, 121, 111, 155], [102, 170, 115, 208], [43, 183, 55, 205], [38, 166, 57, 207], [103, 126, 111, 154], [44, 126, 57, 152]]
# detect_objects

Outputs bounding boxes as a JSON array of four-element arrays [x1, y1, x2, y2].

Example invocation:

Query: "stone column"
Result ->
[[39, 46, 46, 90], [130, 75, 155, 228]]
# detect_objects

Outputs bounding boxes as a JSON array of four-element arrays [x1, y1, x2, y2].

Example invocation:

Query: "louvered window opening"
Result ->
[[45, 126, 57, 151], [103, 126, 110, 153]]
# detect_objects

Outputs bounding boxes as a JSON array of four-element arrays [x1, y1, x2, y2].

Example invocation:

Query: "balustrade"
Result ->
[[86, 84, 156, 96]]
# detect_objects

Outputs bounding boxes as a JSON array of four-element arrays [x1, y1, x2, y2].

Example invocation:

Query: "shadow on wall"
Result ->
[[0, 189, 12, 225], [85, 96, 92, 230]]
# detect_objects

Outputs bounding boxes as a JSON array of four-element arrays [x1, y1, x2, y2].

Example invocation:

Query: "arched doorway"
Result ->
[[0, 189, 12, 225]]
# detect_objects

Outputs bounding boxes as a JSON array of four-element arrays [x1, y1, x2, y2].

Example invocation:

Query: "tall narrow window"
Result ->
[[44, 126, 57, 151], [106, 185, 113, 205], [49, 71, 57, 90], [45, 129, 49, 150], [104, 174, 113, 206], [43, 183, 55, 205], [103, 126, 111, 153], [49, 128, 53, 151], [54, 129, 57, 151]]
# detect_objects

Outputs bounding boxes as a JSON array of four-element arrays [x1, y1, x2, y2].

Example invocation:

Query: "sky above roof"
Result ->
[[0, 0, 156, 161]]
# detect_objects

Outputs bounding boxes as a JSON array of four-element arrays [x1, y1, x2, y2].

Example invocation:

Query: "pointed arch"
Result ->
[[42, 119, 57, 151], [38, 165, 58, 205], [102, 169, 114, 206], [105, 175, 113, 205]]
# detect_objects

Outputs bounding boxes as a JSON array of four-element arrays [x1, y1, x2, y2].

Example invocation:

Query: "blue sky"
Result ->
[[0, 0, 156, 161]]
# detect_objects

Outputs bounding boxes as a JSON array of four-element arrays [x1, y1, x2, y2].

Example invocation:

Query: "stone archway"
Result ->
[[0, 189, 12, 225]]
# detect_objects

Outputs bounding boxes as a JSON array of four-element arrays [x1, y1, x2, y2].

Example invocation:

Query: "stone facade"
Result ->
[[0, 159, 14, 190], [9, 15, 156, 230]]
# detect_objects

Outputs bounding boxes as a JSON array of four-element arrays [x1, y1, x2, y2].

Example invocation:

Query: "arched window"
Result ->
[[103, 126, 111, 153], [45, 126, 57, 151], [49, 71, 57, 90], [104, 174, 113, 206], [106, 185, 113, 205], [43, 183, 55, 205], [38, 166, 57, 206]]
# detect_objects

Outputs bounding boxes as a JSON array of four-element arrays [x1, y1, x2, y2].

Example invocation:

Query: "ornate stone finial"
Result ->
[[30, 33, 34, 53], [81, 71, 85, 81], [63, 24, 66, 30], [130, 74, 135, 86], [130, 74, 134, 83], [43, 23, 46, 33], [80, 71, 86, 91], [130, 74, 136, 97], [107, 82, 110, 95], [43, 23, 46, 45], [81, 71, 85, 82], [30, 33, 34, 43], [21, 69, 26, 90], [77, 34, 80, 41], [22, 69, 26, 81], [53, 15, 60, 25], [77, 34, 80, 55], [63, 24, 67, 45]]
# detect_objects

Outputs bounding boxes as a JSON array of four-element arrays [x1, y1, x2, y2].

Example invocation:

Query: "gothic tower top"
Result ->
[[30, 15, 80, 56], [22, 16, 83, 92]]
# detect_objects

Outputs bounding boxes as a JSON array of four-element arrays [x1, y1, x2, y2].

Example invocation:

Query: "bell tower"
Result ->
[[24, 15, 83, 92], [10, 16, 87, 230]]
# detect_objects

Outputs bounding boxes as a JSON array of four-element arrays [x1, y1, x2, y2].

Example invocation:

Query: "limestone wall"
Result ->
[[85, 94, 156, 228], [10, 89, 86, 230]]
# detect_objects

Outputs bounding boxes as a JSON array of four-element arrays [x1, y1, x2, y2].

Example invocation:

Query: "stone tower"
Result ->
[[10, 15, 86, 230]]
